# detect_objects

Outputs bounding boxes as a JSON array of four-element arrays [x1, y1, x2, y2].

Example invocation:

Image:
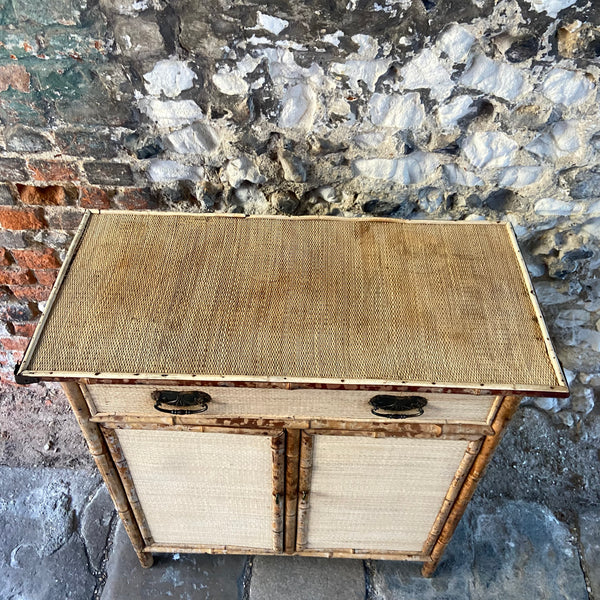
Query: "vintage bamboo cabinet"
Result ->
[[16, 211, 568, 576]]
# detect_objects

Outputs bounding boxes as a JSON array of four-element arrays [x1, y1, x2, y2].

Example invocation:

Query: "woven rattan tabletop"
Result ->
[[20, 212, 567, 395]]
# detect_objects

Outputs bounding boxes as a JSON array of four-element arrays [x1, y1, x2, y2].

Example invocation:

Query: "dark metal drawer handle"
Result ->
[[152, 391, 211, 415], [369, 395, 427, 419]]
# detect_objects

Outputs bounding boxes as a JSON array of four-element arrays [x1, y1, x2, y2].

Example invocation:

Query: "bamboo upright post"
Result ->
[[271, 432, 286, 552], [296, 432, 314, 551], [285, 429, 301, 552], [421, 395, 521, 577], [61, 382, 153, 568]]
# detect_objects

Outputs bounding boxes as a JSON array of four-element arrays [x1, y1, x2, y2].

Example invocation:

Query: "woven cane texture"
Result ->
[[88, 385, 497, 425], [116, 428, 275, 548], [305, 435, 469, 552], [28, 213, 559, 389]]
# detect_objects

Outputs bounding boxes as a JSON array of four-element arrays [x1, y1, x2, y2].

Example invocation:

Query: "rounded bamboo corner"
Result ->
[[421, 560, 436, 578], [138, 551, 154, 568]]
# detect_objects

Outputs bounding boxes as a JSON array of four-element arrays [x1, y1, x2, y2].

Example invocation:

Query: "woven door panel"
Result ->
[[116, 429, 275, 549], [305, 435, 470, 552]]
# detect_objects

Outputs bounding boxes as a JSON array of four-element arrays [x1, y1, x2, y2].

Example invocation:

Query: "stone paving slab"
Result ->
[[249, 555, 366, 600], [100, 521, 248, 600], [579, 509, 600, 599], [367, 498, 588, 600], [0, 466, 108, 600]]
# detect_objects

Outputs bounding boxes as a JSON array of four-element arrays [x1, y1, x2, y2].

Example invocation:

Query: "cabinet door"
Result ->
[[115, 428, 284, 552], [297, 432, 475, 555]]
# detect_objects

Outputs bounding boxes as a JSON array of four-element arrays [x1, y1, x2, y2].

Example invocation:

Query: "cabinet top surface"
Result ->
[[20, 212, 567, 395]]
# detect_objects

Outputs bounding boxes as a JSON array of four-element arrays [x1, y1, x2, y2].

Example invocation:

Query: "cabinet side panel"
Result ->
[[305, 436, 470, 552], [116, 429, 275, 550]]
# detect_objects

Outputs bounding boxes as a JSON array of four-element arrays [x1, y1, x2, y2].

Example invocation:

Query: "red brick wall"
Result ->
[[0, 181, 157, 384]]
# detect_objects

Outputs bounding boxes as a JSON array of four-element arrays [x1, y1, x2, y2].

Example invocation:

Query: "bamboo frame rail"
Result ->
[[92, 414, 490, 440], [142, 544, 427, 561], [421, 395, 521, 577], [61, 382, 153, 568]]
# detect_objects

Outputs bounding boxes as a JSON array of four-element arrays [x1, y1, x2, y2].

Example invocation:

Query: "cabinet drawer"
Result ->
[[84, 384, 500, 429]]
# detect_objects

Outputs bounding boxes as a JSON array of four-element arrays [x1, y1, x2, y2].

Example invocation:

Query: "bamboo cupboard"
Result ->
[[16, 211, 567, 576]]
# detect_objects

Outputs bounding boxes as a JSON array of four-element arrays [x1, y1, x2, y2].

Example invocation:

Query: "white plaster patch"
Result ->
[[442, 164, 484, 186], [331, 58, 390, 93], [253, 48, 333, 127], [138, 98, 203, 128], [224, 157, 264, 188], [460, 54, 529, 101], [352, 34, 379, 59], [275, 40, 308, 51], [251, 77, 266, 90], [435, 24, 475, 63], [329, 96, 352, 117], [261, 48, 330, 90], [255, 11, 289, 35], [279, 83, 318, 130], [144, 59, 196, 98], [437, 95, 473, 129], [525, 0, 577, 18], [354, 132, 387, 149], [372, 0, 409, 16], [462, 131, 519, 169], [353, 152, 440, 185], [373, 2, 397, 16], [212, 72, 249, 96], [400, 49, 454, 101], [541, 68, 594, 106], [526, 121, 580, 160], [234, 185, 270, 213], [213, 55, 262, 96], [165, 123, 219, 154], [499, 166, 544, 188], [534, 197, 575, 216], [368, 92, 424, 129], [147, 160, 204, 182], [247, 35, 271, 45], [322, 30, 344, 47], [331, 34, 390, 93]]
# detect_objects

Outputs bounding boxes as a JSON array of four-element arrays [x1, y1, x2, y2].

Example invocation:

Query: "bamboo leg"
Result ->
[[61, 382, 153, 568], [285, 429, 301, 553], [296, 432, 314, 551], [421, 438, 483, 555], [421, 395, 520, 577], [100, 425, 154, 544]]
